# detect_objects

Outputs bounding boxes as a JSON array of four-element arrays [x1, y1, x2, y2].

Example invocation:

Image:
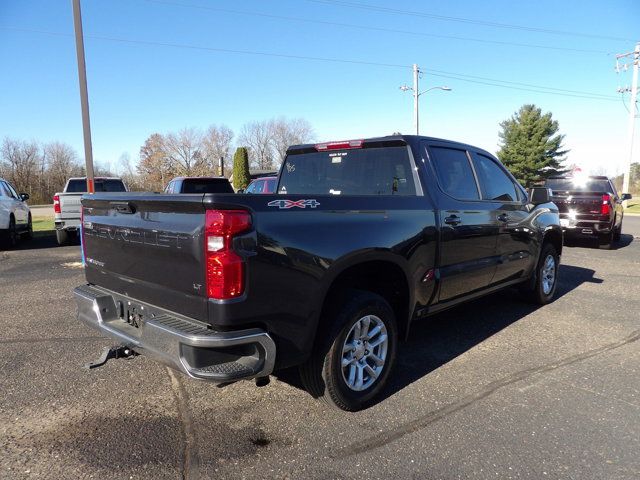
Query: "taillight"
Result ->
[[53, 195, 61, 214], [315, 139, 364, 151], [205, 210, 251, 300], [601, 194, 611, 215]]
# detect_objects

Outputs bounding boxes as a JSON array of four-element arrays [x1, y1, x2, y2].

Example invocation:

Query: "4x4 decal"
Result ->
[[267, 199, 320, 209]]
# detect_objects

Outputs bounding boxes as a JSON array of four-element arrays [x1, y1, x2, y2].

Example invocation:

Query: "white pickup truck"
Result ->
[[53, 177, 127, 245]]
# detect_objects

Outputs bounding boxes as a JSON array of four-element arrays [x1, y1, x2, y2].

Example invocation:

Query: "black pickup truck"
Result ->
[[74, 135, 562, 411], [544, 176, 632, 248]]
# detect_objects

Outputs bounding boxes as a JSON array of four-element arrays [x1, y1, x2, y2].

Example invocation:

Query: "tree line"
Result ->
[[0, 116, 314, 203]]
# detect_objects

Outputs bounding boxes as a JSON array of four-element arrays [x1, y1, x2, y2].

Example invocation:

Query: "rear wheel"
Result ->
[[56, 228, 69, 246], [599, 230, 614, 250], [613, 222, 622, 242], [299, 290, 398, 411], [1, 216, 18, 249], [520, 243, 559, 305]]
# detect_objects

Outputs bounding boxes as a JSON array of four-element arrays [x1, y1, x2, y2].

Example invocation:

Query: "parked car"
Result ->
[[544, 175, 632, 249], [242, 176, 277, 194], [0, 177, 31, 248], [54, 177, 127, 246], [164, 177, 234, 194], [74, 135, 562, 411]]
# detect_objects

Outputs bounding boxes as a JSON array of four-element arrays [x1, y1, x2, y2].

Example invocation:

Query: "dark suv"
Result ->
[[544, 176, 632, 248]]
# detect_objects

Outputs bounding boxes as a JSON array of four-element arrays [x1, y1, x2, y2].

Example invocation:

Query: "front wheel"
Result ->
[[299, 290, 398, 411], [520, 243, 559, 305]]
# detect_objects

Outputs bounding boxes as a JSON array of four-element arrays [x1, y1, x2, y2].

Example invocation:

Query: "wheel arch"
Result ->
[[316, 252, 414, 342]]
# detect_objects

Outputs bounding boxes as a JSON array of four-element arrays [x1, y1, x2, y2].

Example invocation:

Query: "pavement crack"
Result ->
[[333, 328, 640, 458], [166, 367, 200, 480]]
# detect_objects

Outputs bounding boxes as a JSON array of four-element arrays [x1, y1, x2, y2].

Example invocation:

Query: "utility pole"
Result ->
[[413, 64, 420, 135], [623, 43, 639, 206], [72, 0, 95, 193], [399, 64, 451, 136]]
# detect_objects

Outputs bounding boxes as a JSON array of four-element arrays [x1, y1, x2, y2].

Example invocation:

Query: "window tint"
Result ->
[[429, 146, 479, 200], [5, 182, 19, 199], [245, 181, 257, 193], [66, 178, 126, 193], [544, 178, 612, 194], [472, 153, 518, 202], [278, 146, 416, 196], [182, 178, 233, 194], [264, 178, 277, 193]]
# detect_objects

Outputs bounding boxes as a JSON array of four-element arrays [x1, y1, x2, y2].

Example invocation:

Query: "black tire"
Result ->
[[23, 214, 33, 240], [599, 230, 614, 250], [7, 216, 18, 248], [520, 243, 559, 305], [56, 228, 69, 246], [613, 222, 622, 242], [299, 289, 398, 411]]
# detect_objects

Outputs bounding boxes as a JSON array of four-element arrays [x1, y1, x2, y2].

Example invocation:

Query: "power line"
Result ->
[[1, 26, 619, 101], [142, 0, 610, 55], [309, 0, 635, 43]]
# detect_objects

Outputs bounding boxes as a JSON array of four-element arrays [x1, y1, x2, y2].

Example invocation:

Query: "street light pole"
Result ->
[[71, 0, 95, 193], [400, 64, 451, 136], [623, 43, 639, 205]]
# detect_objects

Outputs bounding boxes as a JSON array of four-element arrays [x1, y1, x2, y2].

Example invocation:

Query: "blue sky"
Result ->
[[0, 0, 638, 176]]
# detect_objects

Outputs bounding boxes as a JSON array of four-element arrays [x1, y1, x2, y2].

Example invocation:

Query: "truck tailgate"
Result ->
[[81, 193, 208, 321], [550, 191, 603, 215], [58, 193, 83, 220]]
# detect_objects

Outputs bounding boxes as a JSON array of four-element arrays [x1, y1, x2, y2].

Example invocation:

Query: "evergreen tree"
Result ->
[[497, 104, 568, 186], [232, 147, 250, 190]]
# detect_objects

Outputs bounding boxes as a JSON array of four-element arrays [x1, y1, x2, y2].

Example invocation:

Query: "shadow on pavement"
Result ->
[[274, 264, 603, 406], [564, 233, 633, 251], [8, 231, 80, 251]]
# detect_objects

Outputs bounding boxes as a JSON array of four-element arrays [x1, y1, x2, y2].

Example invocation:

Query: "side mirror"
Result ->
[[20, 193, 29, 201], [528, 187, 551, 205], [621, 193, 632, 201]]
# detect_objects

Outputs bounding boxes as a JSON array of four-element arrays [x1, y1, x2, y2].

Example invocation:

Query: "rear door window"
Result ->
[[428, 146, 479, 200], [472, 153, 519, 202], [278, 146, 417, 196]]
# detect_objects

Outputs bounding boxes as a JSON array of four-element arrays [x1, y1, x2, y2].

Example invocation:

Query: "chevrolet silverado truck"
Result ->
[[544, 175, 632, 249], [74, 135, 562, 411], [54, 177, 127, 246]]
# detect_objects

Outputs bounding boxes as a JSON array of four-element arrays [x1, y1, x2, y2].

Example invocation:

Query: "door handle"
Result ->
[[497, 213, 509, 222], [444, 215, 461, 226]]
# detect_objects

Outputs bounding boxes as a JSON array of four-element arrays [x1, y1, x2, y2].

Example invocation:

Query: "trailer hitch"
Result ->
[[84, 345, 138, 370]]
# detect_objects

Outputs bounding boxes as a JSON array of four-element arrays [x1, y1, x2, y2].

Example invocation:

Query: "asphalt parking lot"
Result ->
[[1, 217, 639, 480]]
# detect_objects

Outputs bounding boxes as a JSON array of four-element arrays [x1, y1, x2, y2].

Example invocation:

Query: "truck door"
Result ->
[[469, 151, 535, 285], [424, 143, 499, 302]]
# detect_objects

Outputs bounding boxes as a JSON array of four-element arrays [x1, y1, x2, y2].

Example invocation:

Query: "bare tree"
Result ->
[[238, 120, 275, 170], [270, 117, 315, 163], [138, 133, 173, 191], [202, 124, 234, 176], [163, 128, 208, 176], [45, 142, 81, 193], [1, 138, 40, 197]]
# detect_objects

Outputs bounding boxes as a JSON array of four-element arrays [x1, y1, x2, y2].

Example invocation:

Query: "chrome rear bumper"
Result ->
[[74, 285, 276, 382]]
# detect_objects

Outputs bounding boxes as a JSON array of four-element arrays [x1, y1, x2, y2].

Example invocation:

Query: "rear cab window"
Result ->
[[66, 179, 126, 193], [545, 178, 612, 194], [278, 145, 418, 196], [181, 178, 233, 194]]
